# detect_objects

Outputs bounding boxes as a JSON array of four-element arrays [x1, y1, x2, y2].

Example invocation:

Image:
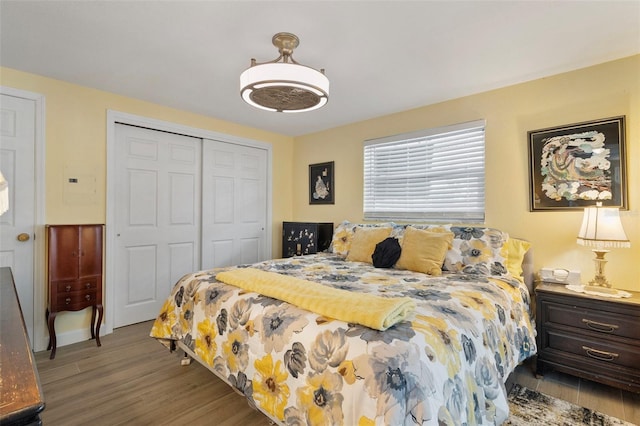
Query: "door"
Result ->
[[201, 139, 268, 269], [0, 94, 36, 341], [114, 124, 201, 327]]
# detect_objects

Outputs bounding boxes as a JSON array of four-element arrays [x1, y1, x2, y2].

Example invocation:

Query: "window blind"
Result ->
[[363, 120, 485, 222]]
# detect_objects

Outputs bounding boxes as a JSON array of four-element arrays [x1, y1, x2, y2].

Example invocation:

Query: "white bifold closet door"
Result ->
[[114, 124, 202, 327], [201, 139, 267, 269], [113, 125, 268, 328]]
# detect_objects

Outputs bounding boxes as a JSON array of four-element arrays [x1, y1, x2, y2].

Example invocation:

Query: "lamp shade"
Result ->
[[576, 204, 630, 249], [0, 171, 8, 216]]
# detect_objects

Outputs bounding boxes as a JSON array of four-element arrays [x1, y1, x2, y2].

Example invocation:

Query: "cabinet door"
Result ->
[[48, 226, 80, 281], [79, 225, 102, 277]]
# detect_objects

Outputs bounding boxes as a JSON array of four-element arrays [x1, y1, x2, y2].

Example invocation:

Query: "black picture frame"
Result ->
[[309, 161, 334, 204], [528, 116, 627, 211]]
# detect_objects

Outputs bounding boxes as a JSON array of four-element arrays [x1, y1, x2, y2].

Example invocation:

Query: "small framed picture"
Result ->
[[309, 161, 334, 204], [528, 116, 627, 211]]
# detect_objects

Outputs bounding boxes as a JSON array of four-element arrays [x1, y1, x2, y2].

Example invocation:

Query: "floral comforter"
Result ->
[[150, 253, 537, 426]]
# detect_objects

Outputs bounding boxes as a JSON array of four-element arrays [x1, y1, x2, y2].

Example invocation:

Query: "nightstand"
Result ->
[[535, 282, 640, 393], [282, 222, 333, 258]]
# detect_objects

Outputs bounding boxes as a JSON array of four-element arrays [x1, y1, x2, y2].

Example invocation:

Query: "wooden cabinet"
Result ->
[[535, 282, 640, 392], [46, 224, 104, 359], [282, 222, 333, 258]]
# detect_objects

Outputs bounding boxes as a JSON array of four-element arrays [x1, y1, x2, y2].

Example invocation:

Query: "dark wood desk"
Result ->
[[0, 267, 45, 425]]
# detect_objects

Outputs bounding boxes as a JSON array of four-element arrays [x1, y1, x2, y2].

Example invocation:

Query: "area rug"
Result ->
[[506, 384, 635, 426]]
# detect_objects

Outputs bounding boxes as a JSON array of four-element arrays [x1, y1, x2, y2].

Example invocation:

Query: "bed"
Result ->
[[150, 222, 537, 425]]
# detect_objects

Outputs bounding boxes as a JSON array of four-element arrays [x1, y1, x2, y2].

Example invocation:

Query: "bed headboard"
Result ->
[[522, 245, 534, 294]]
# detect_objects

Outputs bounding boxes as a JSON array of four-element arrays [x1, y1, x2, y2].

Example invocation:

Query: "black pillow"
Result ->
[[372, 237, 401, 268]]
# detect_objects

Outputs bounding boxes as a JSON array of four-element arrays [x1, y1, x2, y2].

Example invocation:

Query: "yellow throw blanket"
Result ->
[[215, 268, 416, 331]]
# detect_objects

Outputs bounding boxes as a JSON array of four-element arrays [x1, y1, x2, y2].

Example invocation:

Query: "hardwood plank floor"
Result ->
[[35, 321, 269, 426], [35, 321, 639, 425]]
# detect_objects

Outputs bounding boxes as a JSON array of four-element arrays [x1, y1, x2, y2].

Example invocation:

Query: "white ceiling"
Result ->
[[1, 1, 639, 137]]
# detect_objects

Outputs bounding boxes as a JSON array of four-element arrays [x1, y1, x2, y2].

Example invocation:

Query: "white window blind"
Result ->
[[363, 120, 486, 222]]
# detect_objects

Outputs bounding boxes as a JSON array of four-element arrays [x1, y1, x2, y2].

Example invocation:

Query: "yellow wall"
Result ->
[[293, 55, 640, 292], [1, 67, 295, 333], [2, 55, 638, 340]]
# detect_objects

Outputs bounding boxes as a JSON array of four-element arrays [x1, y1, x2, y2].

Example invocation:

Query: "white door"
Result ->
[[201, 139, 268, 269], [114, 124, 201, 327], [0, 94, 36, 340]]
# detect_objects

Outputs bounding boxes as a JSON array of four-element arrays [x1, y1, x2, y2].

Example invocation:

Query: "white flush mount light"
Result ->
[[240, 32, 329, 113]]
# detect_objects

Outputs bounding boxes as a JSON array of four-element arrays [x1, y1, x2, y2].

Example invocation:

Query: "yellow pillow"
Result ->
[[396, 227, 454, 276], [505, 238, 531, 279], [346, 227, 392, 263]]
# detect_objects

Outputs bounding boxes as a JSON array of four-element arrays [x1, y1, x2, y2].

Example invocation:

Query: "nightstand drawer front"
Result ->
[[547, 330, 640, 370], [545, 302, 640, 340]]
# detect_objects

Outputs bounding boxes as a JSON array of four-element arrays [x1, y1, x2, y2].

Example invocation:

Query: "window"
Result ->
[[363, 120, 485, 222]]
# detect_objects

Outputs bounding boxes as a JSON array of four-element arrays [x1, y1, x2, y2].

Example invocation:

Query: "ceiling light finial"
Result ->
[[240, 32, 329, 113]]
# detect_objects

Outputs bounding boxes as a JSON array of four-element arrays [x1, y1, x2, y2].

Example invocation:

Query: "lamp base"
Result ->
[[588, 249, 612, 288]]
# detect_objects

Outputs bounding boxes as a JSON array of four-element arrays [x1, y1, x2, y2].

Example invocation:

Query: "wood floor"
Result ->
[[35, 321, 640, 425]]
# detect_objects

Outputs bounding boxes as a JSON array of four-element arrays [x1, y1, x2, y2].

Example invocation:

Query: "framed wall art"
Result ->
[[528, 116, 627, 211], [309, 161, 334, 204]]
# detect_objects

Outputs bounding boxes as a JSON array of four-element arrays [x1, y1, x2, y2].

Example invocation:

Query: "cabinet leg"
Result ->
[[47, 311, 58, 359], [90, 305, 97, 339], [95, 304, 103, 347]]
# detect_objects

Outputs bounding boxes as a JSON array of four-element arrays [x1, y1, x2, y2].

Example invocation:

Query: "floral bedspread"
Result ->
[[150, 253, 537, 426]]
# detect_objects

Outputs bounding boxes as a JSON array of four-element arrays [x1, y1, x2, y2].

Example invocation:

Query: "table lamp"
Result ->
[[576, 202, 630, 289]]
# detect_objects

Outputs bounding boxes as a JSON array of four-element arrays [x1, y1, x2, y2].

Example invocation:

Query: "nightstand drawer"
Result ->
[[547, 329, 640, 370], [544, 302, 640, 340]]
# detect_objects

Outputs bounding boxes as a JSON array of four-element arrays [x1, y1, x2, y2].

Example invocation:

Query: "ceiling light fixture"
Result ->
[[240, 32, 329, 113]]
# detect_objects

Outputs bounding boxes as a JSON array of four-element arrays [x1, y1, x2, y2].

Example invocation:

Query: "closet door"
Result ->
[[113, 124, 201, 327], [201, 139, 268, 269]]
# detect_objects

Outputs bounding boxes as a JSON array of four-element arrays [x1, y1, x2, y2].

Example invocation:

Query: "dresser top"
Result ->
[[535, 281, 640, 307], [0, 267, 45, 422]]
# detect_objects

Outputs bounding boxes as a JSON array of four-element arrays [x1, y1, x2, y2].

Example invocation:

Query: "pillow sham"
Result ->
[[505, 237, 531, 280], [330, 221, 396, 257], [443, 226, 509, 276], [395, 226, 454, 276], [346, 226, 393, 263]]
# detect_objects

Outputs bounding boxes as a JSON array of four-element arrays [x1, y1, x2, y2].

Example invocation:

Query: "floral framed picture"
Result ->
[[309, 161, 334, 204], [528, 116, 627, 211]]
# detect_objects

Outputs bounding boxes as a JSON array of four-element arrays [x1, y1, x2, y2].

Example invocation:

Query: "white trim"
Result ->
[[364, 119, 486, 146], [0, 86, 47, 351], [105, 110, 273, 336]]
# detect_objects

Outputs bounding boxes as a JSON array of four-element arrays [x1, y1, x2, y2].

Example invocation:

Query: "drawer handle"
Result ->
[[582, 346, 619, 362], [85, 294, 91, 301], [65, 297, 71, 305], [86, 282, 91, 289], [582, 319, 619, 333], [66, 285, 72, 292]]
